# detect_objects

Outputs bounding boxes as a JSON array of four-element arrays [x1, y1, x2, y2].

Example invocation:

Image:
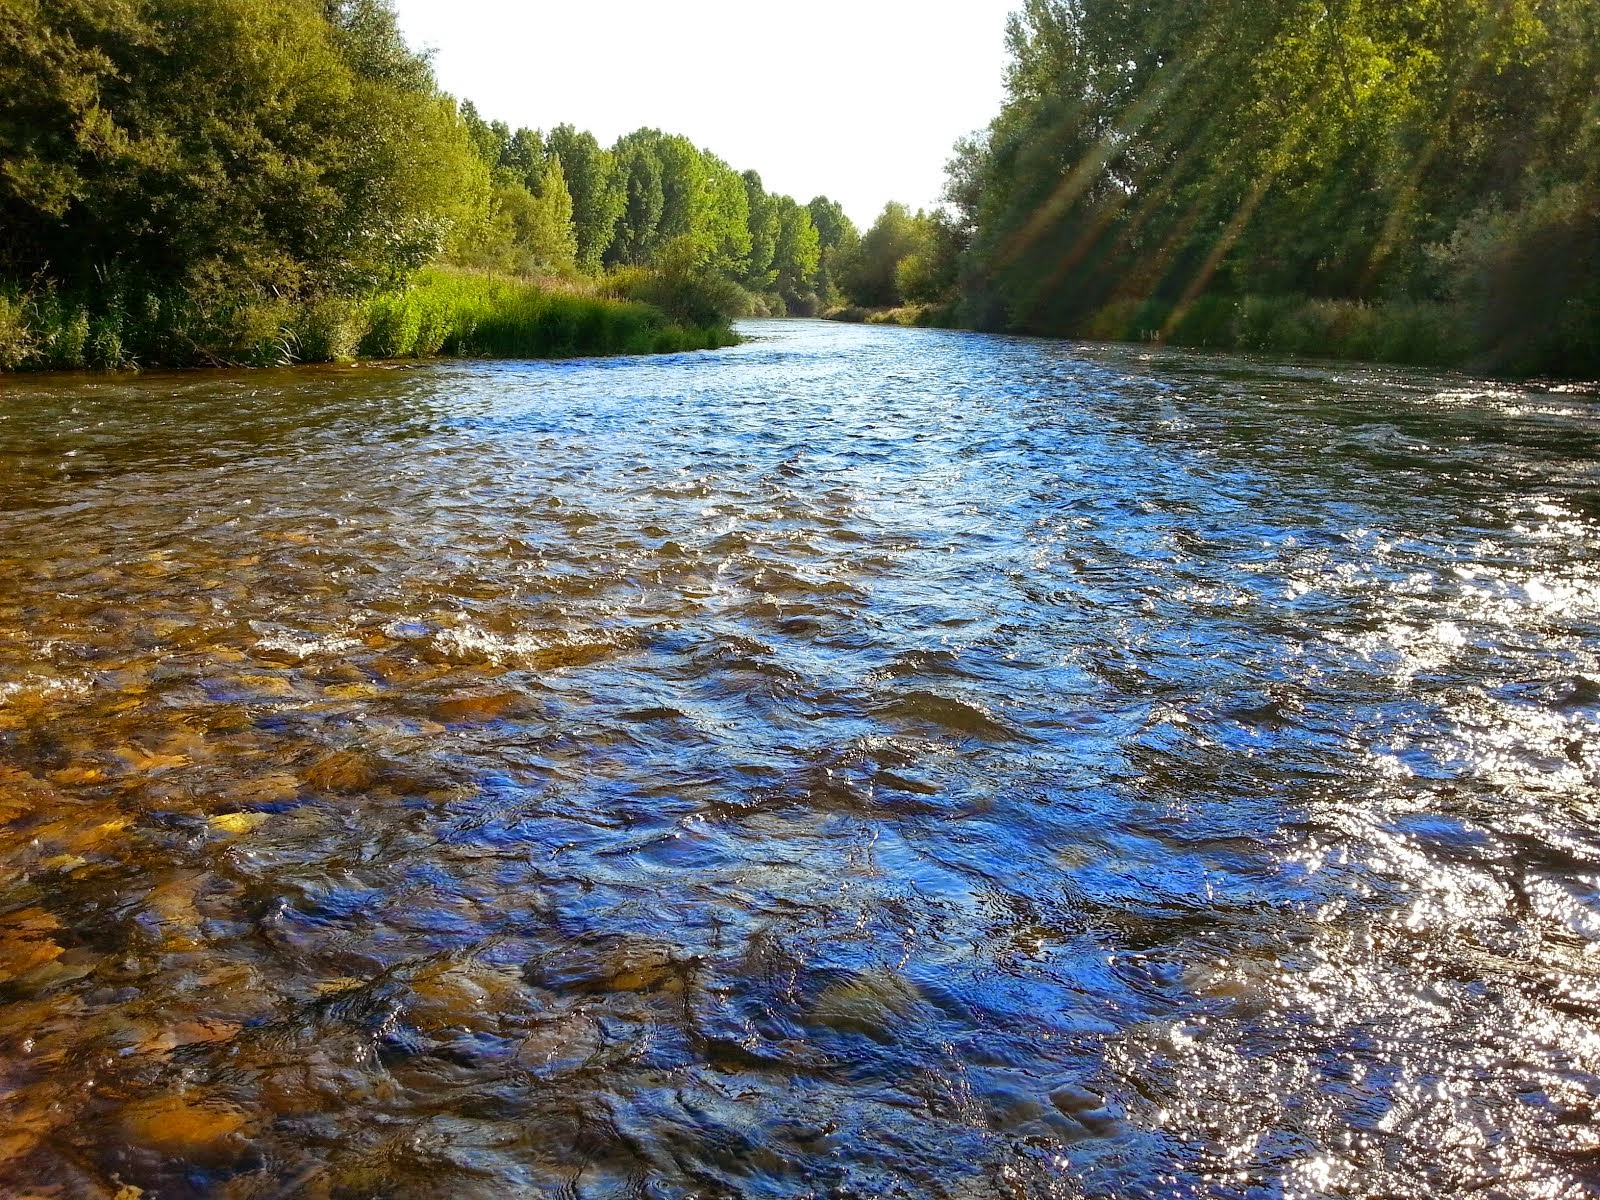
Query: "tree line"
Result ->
[[444, 107, 860, 318], [7, 0, 1592, 374], [0, 0, 873, 368], [883, 0, 1599, 375]]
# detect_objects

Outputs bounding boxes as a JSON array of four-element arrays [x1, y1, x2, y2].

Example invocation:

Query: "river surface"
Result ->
[[1, 319, 1598, 1199]]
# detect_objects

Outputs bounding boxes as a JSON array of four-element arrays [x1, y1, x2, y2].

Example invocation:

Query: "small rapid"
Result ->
[[1, 321, 1597, 1198]]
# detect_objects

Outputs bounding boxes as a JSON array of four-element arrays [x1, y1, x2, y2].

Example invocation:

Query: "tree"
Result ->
[[0, 0, 487, 295], [842, 203, 934, 307], [807, 195, 859, 306], [700, 155, 752, 277], [546, 124, 622, 273], [945, 0, 1600, 371], [773, 197, 821, 312], [744, 173, 780, 290], [459, 100, 508, 173], [523, 155, 578, 273], [501, 127, 544, 190], [611, 132, 665, 266]]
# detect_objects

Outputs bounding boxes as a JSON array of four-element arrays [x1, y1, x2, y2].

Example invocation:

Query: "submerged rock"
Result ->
[[523, 935, 689, 996], [301, 750, 376, 794], [809, 968, 922, 1041], [119, 1092, 249, 1159]]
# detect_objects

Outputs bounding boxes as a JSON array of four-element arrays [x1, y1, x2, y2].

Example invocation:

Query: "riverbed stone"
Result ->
[[809, 968, 922, 1041], [119, 1093, 249, 1158]]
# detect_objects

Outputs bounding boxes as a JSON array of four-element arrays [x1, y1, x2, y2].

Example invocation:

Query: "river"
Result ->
[[1, 319, 1598, 1198]]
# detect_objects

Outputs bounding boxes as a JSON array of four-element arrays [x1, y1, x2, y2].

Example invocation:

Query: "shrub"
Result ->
[[360, 295, 423, 358], [619, 264, 745, 329], [1083, 298, 1142, 342], [0, 295, 31, 370], [1167, 295, 1236, 347], [39, 304, 90, 369], [1438, 184, 1600, 376], [86, 311, 129, 369], [294, 297, 361, 363], [227, 298, 298, 367]]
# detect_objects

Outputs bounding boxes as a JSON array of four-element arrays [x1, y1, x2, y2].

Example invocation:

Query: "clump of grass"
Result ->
[[23, 289, 92, 369], [0, 266, 738, 374], [823, 301, 959, 329], [399, 268, 735, 360], [292, 297, 361, 363], [0, 293, 32, 370], [359, 292, 425, 359]]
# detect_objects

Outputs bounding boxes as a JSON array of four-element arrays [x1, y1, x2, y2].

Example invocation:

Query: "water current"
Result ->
[[1, 319, 1598, 1199]]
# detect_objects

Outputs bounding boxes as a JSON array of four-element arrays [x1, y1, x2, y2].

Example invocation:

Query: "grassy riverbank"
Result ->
[[1076, 296, 1471, 369], [824, 303, 959, 330], [0, 269, 735, 373], [828, 294, 1551, 375]]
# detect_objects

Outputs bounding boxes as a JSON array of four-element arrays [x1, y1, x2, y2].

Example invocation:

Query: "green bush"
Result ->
[[38, 301, 90, 370], [231, 298, 298, 367], [86, 311, 129, 370], [1167, 295, 1236, 347], [0, 295, 31, 370], [360, 295, 424, 358], [1369, 300, 1468, 366], [293, 297, 361, 363], [413, 300, 453, 357], [1439, 185, 1600, 376], [615, 257, 746, 328]]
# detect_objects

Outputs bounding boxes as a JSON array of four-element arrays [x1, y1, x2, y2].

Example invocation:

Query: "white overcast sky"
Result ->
[[388, 0, 1017, 227]]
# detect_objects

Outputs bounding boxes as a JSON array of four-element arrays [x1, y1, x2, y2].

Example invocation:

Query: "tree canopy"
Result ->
[[0, 0, 858, 329], [0, 0, 486, 295], [938, 0, 1600, 373]]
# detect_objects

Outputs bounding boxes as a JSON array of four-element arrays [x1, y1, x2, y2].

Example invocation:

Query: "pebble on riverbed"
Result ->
[[808, 968, 923, 1041], [118, 1093, 250, 1160], [523, 935, 690, 995]]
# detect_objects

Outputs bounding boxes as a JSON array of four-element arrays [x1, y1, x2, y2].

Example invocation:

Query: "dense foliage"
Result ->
[[11, 0, 1589, 375], [0, 0, 857, 369], [933, 0, 1600, 375], [1, 0, 485, 297], [452, 109, 854, 318]]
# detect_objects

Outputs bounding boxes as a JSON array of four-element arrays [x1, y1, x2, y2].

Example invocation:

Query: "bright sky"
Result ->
[[388, 0, 1017, 227]]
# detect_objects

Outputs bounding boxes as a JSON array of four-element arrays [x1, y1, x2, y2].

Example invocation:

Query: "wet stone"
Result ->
[[300, 751, 376, 795], [431, 692, 523, 725], [118, 1093, 250, 1160], [523, 935, 690, 996], [809, 969, 923, 1042]]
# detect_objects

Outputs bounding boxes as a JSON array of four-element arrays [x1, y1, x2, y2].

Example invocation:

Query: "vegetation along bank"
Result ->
[[0, 0, 846, 370], [835, 0, 1599, 378], [3, 0, 1595, 376]]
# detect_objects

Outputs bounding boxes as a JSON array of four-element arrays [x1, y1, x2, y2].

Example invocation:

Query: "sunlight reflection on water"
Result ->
[[0, 322, 1597, 1198]]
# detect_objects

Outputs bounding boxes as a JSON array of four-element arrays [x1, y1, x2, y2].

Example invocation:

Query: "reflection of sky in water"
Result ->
[[0, 325, 1597, 1198]]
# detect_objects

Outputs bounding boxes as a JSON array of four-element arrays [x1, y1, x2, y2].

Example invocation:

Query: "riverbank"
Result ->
[[0, 268, 736, 373], [1073, 294, 1473, 371], [827, 292, 1587, 378], [823, 303, 958, 329]]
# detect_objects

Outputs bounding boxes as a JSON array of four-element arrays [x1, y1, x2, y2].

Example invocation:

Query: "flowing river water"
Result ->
[[1, 319, 1598, 1199]]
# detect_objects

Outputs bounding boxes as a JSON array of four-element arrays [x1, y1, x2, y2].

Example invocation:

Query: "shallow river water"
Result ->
[[1, 319, 1599, 1199]]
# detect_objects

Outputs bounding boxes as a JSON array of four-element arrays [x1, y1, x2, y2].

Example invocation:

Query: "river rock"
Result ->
[[809, 968, 922, 1041], [119, 1093, 249, 1159]]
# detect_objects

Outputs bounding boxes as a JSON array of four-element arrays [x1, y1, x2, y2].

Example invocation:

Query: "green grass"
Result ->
[[386, 269, 738, 360], [0, 268, 737, 373], [1080, 293, 1473, 368], [823, 302, 960, 329]]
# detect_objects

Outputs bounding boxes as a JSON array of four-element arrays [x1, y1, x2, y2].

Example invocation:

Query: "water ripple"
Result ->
[[0, 322, 1597, 1197]]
